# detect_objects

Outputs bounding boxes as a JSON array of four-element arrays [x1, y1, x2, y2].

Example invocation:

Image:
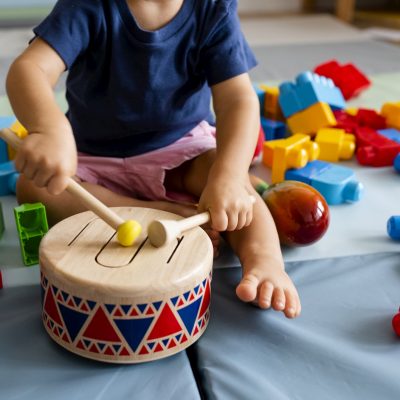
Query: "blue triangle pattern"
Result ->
[[105, 304, 116, 314], [113, 344, 121, 352], [152, 301, 162, 310], [170, 296, 179, 306], [87, 300, 96, 310], [177, 297, 202, 335], [183, 291, 190, 300], [97, 342, 106, 351], [162, 339, 169, 346], [194, 284, 200, 294], [148, 342, 155, 349], [73, 296, 82, 307], [84, 339, 91, 348], [175, 334, 182, 342], [61, 291, 69, 302], [137, 304, 147, 313], [58, 303, 89, 342], [51, 285, 58, 296], [114, 317, 154, 352], [121, 305, 131, 314]]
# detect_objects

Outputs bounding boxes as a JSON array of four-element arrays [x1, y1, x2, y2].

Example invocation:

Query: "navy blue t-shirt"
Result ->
[[33, 0, 257, 157]]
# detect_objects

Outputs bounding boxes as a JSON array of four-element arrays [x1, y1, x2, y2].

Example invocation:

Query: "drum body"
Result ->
[[39, 207, 213, 363]]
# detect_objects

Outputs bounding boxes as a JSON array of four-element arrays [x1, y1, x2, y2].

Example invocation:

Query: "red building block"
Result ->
[[355, 109, 386, 130], [333, 110, 358, 134], [355, 127, 400, 167], [314, 60, 371, 100]]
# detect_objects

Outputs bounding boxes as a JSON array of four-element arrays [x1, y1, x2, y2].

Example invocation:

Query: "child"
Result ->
[[7, 0, 300, 318]]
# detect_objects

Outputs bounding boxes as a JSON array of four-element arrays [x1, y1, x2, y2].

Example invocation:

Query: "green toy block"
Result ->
[[0, 201, 4, 240], [14, 203, 49, 266]]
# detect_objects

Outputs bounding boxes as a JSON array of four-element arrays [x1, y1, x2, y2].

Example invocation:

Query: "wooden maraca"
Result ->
[[251, 175, 330, 246], [0, 127, 141, 246]]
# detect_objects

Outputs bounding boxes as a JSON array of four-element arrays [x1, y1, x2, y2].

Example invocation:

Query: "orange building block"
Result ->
[[8, 121, 28, 160], [263, 134, 320, 183], [259, 85, 284, 121], [287, 102, 336, 136], [315, 128, 356, 162], [381, 102, 400, 130]]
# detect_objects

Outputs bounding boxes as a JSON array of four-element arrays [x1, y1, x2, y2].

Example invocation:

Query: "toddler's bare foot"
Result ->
[[236, 254, 301, 318]]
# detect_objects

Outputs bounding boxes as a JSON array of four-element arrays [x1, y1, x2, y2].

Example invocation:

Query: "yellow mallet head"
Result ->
[[116, 220, 142, 247]]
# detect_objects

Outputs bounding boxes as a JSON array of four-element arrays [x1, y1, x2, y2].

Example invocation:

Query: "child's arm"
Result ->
[[199, 73, 260, 232], [6, 38, 77, 195]]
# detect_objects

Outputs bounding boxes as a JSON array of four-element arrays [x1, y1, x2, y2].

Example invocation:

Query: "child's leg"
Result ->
[[16, 174, 197, 226], [167, 149, 301, 318]]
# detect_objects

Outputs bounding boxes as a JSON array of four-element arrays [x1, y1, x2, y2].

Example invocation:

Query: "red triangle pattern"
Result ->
[[89, 343, 99, 353], [139, 346, 149, 355], [119, 347, 130, 356], [44, 286, 64, 327], [147, 303, 183, 340], [113, 307, 123, 317], [198, 279, 211, 318], [154, 343, 163, 352], [77, 340, 85, 350], [168, 339, 177, 349], [83, 307, 121, 342], [130, 308, 139, 317]]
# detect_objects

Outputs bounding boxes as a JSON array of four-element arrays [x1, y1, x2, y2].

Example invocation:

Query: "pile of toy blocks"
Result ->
[[253, 59, 400, 206]]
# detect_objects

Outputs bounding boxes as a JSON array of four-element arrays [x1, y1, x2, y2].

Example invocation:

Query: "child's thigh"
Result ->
[[165, 149, 216, 197]]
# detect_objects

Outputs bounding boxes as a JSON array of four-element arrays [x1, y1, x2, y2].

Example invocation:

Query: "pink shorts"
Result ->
[[76, 121, 216, 202]]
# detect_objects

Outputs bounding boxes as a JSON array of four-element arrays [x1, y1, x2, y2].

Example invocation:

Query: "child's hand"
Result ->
[[198, 173, 254, 232], [14, 127, 77, 196]]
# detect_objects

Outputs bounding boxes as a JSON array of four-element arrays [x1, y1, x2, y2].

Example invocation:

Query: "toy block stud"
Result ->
[[387, 216, 400, 240], [315, 128, 356, 162], [356, 109, 386, 130], [287, 102, 337, 136], [0, 201, 4, 240], [263, 134, 320, 183], [381, 102, 400, 130], [14, 203, 49, 266]]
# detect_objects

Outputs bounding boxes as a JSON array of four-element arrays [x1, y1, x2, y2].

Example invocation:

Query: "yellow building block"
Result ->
[[287, 102, 336, 136], [381, 102, 400, 130], [262, 134, 320, 183], [345, 108, 358, 116], [259, 84, 284, 121], [8, 121, 28, 160], [315, 128, 356, 162]]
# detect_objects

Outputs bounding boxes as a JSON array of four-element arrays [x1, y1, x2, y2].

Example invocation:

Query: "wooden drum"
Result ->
[[39, 207, 213, 363]]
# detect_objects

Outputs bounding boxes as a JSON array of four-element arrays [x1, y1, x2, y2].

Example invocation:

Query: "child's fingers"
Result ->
[[209, 207, 228, 231], [47, 174, 69, 196]]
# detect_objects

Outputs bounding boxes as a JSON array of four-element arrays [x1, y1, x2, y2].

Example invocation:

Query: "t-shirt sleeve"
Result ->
[[32, 0, 102, 69], [200, 10, 257, 86]]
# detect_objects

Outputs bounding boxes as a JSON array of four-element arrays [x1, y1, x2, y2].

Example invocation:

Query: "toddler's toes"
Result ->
[[271, 287, 286, 311], [258, 281, 274, 309], [283, 289, 298, 319], [236, 273, 259, 302]]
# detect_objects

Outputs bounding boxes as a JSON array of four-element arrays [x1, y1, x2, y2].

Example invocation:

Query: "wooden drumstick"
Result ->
[[0, 127, 141, 246], [148, 195, 256, 247]]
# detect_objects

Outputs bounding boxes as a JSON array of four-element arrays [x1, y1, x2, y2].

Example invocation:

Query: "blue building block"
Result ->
[[260, 117, 287, 141], [253, 85, 265, 116], [378, 128, 400, 144], [279, 71, 346, 118], [0, 161, 19, 196], [285, 160, 364, 205], [394, 154, 400, 173], [14, 203, 49, 266], [388, 216, 400, 240], [0, 116, 17, 163]]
